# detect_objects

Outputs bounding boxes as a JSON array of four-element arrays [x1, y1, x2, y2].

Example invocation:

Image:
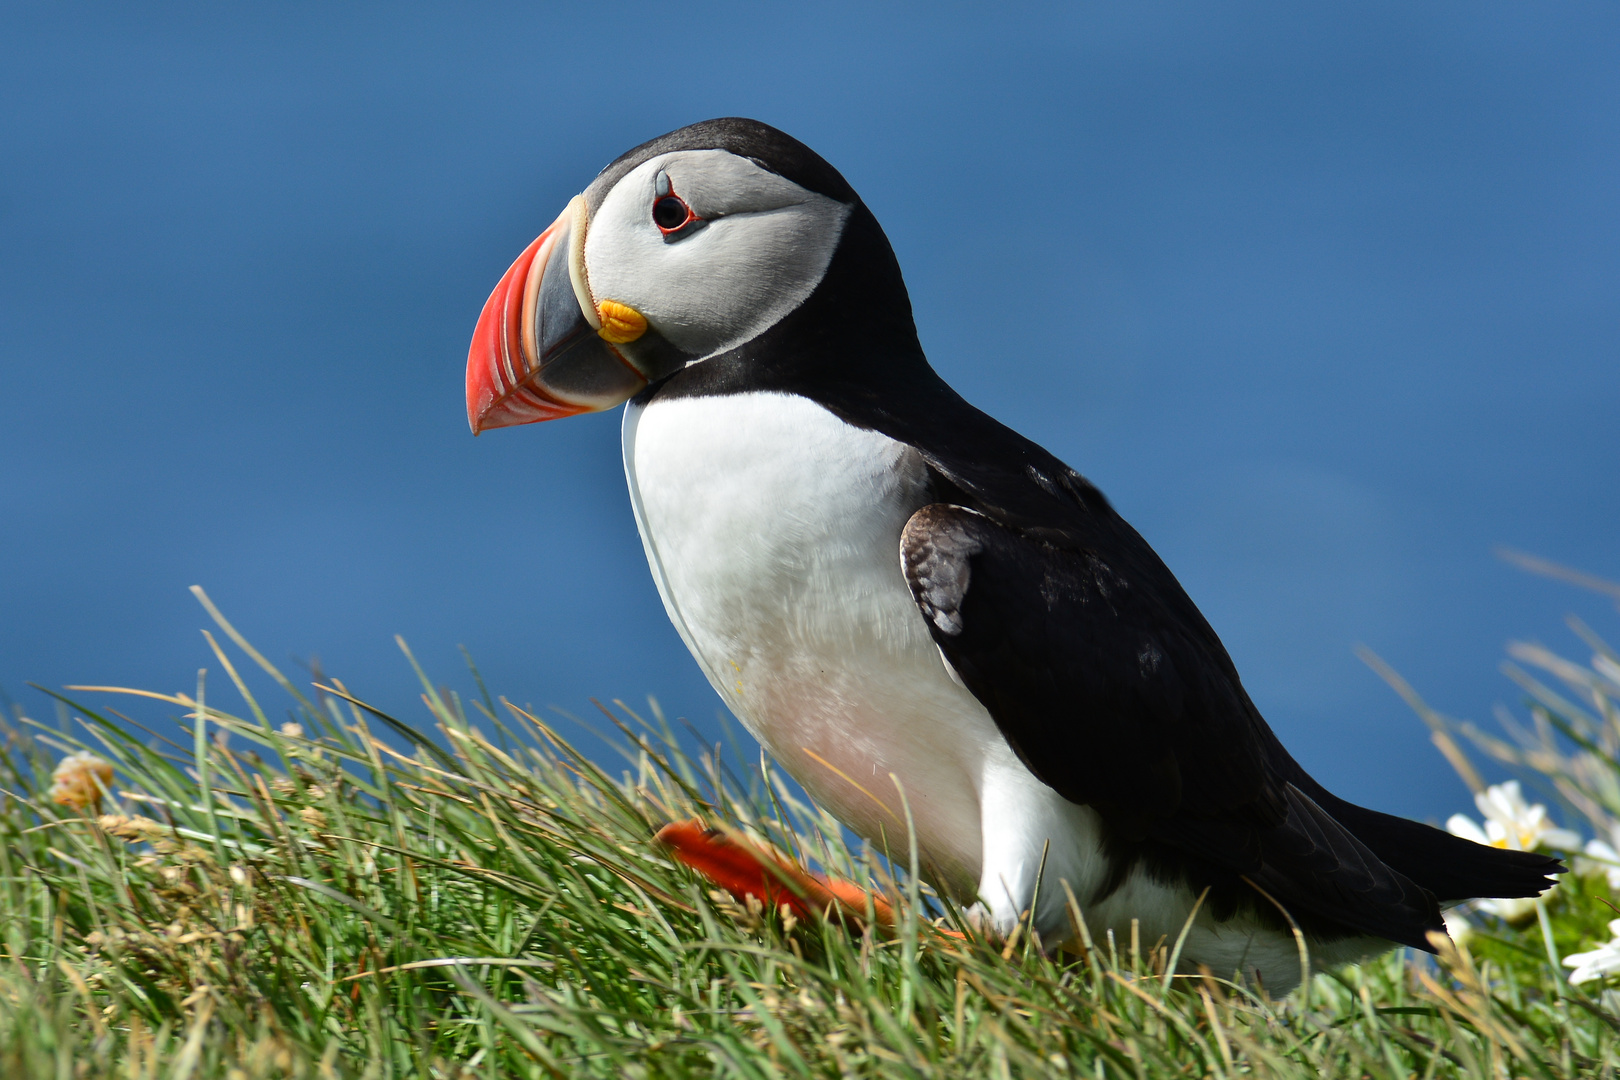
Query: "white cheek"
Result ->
[[585, 155, 850, 358]]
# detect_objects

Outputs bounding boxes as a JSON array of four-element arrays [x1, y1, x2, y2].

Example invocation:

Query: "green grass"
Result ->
[[5, 591, 1620, 1078]]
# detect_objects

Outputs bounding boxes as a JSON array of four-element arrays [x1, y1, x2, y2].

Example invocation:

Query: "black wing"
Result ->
[[901, 501, 1452, 947]]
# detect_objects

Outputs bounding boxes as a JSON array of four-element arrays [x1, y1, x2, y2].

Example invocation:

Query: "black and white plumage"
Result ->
[[467, 118, 1561, 989]]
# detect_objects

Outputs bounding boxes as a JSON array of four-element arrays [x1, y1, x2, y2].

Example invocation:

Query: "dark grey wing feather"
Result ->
[[902, 504, 982, 637]]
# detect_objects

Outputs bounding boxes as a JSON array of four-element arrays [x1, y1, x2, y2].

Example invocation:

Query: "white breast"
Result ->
[[623, 391, 1008, 891]]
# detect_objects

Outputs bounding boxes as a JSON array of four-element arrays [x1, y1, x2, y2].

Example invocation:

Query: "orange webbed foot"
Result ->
[[654, 819, 897, 928]]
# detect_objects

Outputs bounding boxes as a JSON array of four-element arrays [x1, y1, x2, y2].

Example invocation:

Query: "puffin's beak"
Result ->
[[466, 195, 657, 434]]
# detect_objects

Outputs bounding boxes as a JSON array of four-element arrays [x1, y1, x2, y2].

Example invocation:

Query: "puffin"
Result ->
[[465, 118, 1561, 989]]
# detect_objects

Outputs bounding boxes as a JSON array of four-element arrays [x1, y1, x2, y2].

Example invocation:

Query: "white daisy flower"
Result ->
[[1564, 919, 1620, 985], [1445, 780, 1580, 853]]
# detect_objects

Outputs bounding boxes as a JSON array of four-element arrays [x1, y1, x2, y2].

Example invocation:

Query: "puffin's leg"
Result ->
[[655, 819, 896, 927], [975, 759, 1106, 944]]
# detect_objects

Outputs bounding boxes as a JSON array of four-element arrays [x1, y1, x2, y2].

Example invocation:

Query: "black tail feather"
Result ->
[[1266, 739, 1565, 903], [1309, 788, 1565, 903]]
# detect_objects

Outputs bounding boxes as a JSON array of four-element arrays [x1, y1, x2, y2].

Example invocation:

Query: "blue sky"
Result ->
[[2, 2, 1616, 825]]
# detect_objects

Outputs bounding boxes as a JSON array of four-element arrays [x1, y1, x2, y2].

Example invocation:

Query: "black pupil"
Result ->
[[653, 196, 688, 230]]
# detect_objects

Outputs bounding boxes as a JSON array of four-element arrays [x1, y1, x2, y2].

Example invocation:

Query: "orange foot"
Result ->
[[655, 819, 896, 927]]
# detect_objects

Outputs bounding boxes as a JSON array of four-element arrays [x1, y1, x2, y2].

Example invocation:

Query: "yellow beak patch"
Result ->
[[596, 299, 648, 344]]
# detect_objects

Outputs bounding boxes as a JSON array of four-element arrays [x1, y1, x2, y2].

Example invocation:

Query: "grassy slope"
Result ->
[[3, 603, 1619, 1078]]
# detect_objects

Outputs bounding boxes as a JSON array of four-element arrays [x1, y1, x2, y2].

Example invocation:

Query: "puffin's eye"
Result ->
[[653, 195, 692, 232]]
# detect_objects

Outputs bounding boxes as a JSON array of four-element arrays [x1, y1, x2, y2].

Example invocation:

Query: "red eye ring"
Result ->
[[652, 192, 700, 235]]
